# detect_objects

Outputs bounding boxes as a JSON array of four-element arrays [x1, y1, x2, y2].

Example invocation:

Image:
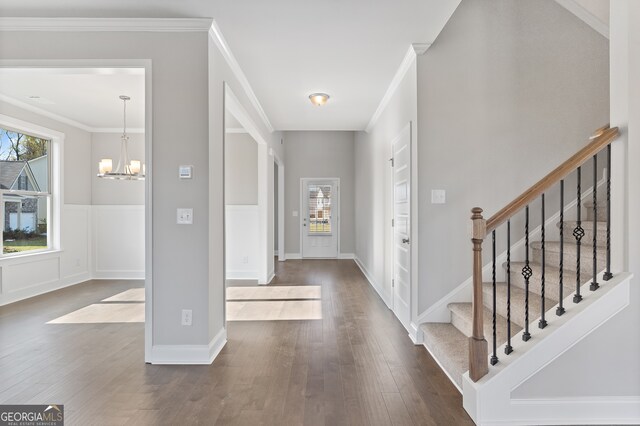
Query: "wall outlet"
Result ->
[[292, 210, 298, 217], [181, 309, 193, 326], [241, 256, 249, 264]]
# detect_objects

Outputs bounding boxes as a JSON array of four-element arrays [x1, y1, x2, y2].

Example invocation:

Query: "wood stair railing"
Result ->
[[469, 125, 619, 382]]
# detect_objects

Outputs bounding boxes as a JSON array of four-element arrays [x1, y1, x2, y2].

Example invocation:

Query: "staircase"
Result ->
[[415, 125, 634, 424], [420, 201, 606, 389]]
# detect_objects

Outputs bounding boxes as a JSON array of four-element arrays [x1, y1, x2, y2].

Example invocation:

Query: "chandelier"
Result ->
[[97, 95, 145, 180]]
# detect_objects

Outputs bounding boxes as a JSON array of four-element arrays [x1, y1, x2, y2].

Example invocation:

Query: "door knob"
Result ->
[[402, 238, 410, 244]]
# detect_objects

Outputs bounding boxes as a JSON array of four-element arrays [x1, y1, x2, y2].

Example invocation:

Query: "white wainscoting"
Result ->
[[226, 205, 259, 280], [0, 204, 92, 306], [92, 205, 145, 279]]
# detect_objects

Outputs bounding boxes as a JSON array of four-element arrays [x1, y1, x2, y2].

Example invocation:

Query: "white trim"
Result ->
[[408, 322, 423, 345], [209, 21, 274, 133], [267, 270, 275, 284], [225, 127, 249, 134], [354, 256, 391, 308], [0, 17, 213, 32], [554, 0, 609, 39], [151, 328, 227, 365], [365, 44, 428, 133], [226, 270, 260, 280], [338, 253, 355, 259], [285, 253, 302, 259], [92, 127, 145, 134]]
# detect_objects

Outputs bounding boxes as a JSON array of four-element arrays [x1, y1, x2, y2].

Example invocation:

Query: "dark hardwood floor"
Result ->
[[0, 260, 473, 425]]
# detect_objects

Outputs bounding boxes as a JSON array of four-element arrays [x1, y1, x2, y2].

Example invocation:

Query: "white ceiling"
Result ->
[[0, 68, 145, 130], [0, 0, 462, 131]]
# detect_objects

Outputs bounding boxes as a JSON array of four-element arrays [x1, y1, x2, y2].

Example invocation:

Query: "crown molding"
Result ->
[[0, 94, 144, 133], [365, 43, 431, 133], [0, 17, 213, 32], [554, 0, 609, 39], [209, 21, 274, 134]]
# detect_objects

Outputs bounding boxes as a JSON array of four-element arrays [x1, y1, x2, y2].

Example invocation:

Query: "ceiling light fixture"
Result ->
[[97, 95, 145, 180], [309, 93, 330, 106]]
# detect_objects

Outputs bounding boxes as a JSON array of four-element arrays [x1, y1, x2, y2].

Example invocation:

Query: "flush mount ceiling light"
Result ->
[[308, 93, 330, 106], [97, 95, 145, 180]]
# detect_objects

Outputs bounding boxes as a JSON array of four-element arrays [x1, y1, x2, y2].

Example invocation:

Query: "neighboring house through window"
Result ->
[[0, 127, 51, 255]]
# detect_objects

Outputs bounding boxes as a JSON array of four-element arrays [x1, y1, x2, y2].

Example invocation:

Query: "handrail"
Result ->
[[486, 126, 619, 233]]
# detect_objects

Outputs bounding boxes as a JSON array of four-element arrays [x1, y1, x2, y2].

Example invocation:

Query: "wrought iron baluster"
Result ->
[[490, 230, 498, 366], [539, 194, 547, 329], [557, 180, 566, 316], [603, 144, 613, 281], [573, 167, 584, 303], [505, 220, 513, 354], [522, 206, 532, 341], [590, 155, 600, 291]]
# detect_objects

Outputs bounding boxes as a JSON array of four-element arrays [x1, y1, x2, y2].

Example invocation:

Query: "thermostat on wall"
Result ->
[[179, 165, 193, 179]]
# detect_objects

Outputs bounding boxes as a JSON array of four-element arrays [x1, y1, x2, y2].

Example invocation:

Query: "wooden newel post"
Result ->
[[469, 207, 489, 382]]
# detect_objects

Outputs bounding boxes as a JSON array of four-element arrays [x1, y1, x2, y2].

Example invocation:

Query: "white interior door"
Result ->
[[301, 178, 339, 258], [392, 125, 411, 328]]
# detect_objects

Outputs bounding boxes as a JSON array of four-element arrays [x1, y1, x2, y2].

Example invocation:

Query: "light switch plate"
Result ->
[[177, 208, 193, 224], [431, 189, 446, 204], [292, 210, 298, 217], [179, 165, 193, 179]]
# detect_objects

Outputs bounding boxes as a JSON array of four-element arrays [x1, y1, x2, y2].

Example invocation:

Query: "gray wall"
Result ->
[[0, 31, 212, 347], [284, 131, 355, 255], [92, 132, 145, 205], [416, 0, 610, 313], [224, 133, 258, 205], [354, 63, 417, 306]]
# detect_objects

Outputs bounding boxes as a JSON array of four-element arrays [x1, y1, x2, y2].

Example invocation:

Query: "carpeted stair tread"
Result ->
[[559, 221, 607, 247], [530, 240, 605, 275], [507, 261, 584, 302], [482, 282, 554, 329], [584, 200, 607, 221], [420, 322, 468, 388], [448, 302, 522, 346]]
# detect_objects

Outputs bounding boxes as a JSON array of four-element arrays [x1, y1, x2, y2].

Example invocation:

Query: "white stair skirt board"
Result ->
[[150, 328, 227, 365], [462, 273, 633, 426]]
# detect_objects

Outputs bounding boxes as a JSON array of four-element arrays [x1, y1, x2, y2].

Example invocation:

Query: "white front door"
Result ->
[[392, 124, 411, 329], [301, 178, 339, 258]]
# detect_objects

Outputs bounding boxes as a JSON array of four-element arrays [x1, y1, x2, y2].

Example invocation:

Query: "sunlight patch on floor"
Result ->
[[226, 300, 322, 321], [226, 285, 321, 300], [102, 288, 145, 302], [47, 303, 145, 324]]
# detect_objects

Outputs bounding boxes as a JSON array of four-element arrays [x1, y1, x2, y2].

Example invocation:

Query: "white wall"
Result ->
[[225, 132, 258, 205], [354, 61, 418, 308], [283, 131, 355, 256], [510, 0, 640, 403], [415, 0, 610, 315], [225, 205, 259, 279], [91, 132, 145, 205]]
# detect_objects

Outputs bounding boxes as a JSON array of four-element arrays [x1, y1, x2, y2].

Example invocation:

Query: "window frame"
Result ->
[[0, 114, 63, 259]]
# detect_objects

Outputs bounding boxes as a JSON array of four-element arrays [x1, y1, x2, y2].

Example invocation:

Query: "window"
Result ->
[[0, 128, 51, 255], [308, 184, 332, 234]]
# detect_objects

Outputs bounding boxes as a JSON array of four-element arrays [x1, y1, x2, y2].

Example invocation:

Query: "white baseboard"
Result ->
[[151, 328, 227, 365], [285, 253, 301, 259], [0, 270, 91, 306], [267, 270, 275, 284], [408, 322, 423, 345], [338, 253, 355, 259], [354, 256, 391, 308], [226, 270, 259, 280], [92, 270, 145, 280]]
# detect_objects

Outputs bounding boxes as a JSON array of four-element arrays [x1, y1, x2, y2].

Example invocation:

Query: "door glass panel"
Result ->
[[308, 184, 332, 234]]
